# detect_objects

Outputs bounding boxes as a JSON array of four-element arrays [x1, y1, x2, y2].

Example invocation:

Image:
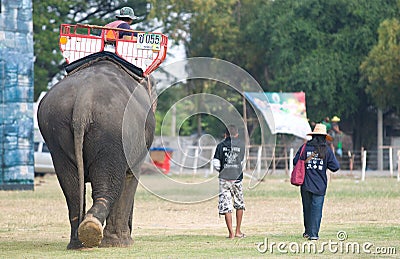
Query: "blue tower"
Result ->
[[0, 0, 34, 190]]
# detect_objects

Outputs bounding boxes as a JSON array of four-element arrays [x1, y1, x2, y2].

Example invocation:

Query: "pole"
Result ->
[[361, 150, 367, 181], [193, 147, 199, 175], [398, 150, 400, 182], [289, 148, 294, 174], [171, 106, 176, 137], [377, 109, 383, 171], [242, 95, 249, 146], [179, 148, 188, 175], [389, 147, 393, 177], [209, 146, 216, 176], [257, 146, 262, 179]]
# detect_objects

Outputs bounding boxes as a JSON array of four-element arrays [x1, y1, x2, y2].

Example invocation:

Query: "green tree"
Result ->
[[32, 0, 149, 100], [149, 0, 245, 136], [246, 0, 400, 149], [251, 0, 400, 120], [150, 0, 400, 148], [33, 0, 400, 149], [360, 18, 400, 112]]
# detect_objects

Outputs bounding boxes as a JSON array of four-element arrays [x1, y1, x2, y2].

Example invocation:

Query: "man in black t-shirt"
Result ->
[[213, 125, 246, 239]]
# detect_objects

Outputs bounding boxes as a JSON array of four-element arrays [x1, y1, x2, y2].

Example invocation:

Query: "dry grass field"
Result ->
[[0, 172, 399, 258]]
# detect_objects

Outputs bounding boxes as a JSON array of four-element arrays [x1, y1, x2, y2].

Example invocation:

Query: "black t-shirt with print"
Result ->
[[214, 137, 245, 181]]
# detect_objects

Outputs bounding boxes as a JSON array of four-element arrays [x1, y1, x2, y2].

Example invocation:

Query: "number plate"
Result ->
[[136, 33, 162, 51]]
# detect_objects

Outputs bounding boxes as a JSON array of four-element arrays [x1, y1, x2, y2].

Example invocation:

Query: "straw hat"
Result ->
[[308, 123, 333, 141], [331, 115, 341, 122]]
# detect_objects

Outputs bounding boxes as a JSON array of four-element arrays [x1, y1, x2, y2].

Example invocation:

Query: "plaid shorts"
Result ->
[[218, 178, 245, 215]]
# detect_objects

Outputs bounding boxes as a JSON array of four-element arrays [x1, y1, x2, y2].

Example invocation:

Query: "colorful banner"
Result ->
[[245, 92, 311, 139]]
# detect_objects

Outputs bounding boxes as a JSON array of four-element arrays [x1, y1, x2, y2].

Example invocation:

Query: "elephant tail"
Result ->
[[72, 94, 92, 225]]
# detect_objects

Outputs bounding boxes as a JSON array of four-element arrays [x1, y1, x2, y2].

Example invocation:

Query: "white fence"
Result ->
[[174, 143, 400, 182], [177, 144, 288, 180]]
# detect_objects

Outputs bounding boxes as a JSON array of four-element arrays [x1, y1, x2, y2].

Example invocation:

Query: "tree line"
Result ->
[[33, 0, 400, 150]]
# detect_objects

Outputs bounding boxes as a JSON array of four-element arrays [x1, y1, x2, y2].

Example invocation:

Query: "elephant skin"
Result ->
[[38, 60, 155, 249]]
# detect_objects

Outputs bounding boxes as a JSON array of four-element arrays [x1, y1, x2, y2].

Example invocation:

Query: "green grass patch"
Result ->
[[0, 174, 398, 258]]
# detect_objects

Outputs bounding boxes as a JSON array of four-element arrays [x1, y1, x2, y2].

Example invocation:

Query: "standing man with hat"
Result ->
[[329, 116, 343, 157], [293, 123, 340, 240], [105, 7, 137, 39]]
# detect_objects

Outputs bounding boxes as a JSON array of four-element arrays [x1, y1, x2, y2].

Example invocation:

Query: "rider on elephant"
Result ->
[[105, 7, 137, 39]]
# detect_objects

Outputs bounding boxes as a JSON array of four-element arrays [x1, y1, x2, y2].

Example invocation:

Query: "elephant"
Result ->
[[37, 54, 156, 249]]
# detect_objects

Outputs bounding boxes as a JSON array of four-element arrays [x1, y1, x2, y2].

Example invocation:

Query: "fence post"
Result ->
[[179, 148, 188, 175], [361, 150, 367, 181], [246, 147, 250, 170], [257, 146, 262, 179], [272, 148, 276, 174], [289, 148, 294, 174], [284, 144, 288, 175], [193, 147, 199, 175], [389, 147, 393, 177], [348, 151, 354, 172], [208, 147, 216, 176], [397, 150, 400, 182]]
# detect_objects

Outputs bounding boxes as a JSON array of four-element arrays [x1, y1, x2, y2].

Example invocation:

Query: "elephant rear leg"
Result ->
[[100, 172, 139, 247], [51, 151, 84, 250], [78, 157, 126, 248]]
